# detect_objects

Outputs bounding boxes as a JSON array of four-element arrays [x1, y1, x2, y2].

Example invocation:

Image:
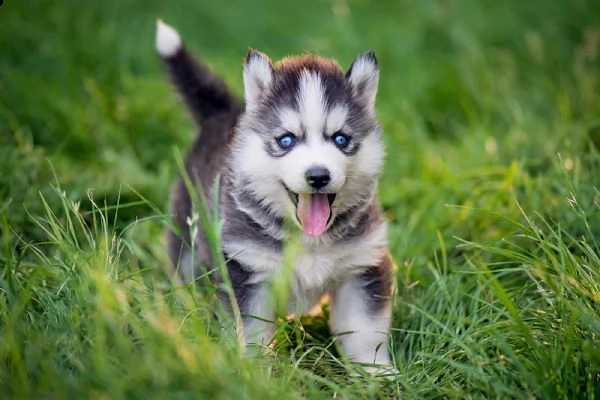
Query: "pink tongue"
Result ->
[[297, 193, 330, 236]]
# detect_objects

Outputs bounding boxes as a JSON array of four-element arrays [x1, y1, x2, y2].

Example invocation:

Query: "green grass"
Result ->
[[2, 0, 600, 398]]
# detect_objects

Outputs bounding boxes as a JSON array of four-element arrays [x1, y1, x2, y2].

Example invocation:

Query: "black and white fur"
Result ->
[[156, 20, 393, 370]]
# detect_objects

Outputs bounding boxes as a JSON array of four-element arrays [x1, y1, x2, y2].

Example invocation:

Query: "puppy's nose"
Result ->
[[305, 167, 330, 189]]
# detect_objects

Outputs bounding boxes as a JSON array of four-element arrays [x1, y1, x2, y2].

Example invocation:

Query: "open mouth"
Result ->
[[285, 186, 336, 237]]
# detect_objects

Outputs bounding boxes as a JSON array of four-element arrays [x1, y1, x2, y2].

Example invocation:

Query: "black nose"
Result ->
[[305, 167, 331, 189]]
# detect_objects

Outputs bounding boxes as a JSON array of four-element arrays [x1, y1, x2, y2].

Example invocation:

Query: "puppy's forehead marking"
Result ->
[[326, 105, 348, 134], [277, 89, 348, 138], [278, 107, 301, 134], [298, 70, 327, 136]]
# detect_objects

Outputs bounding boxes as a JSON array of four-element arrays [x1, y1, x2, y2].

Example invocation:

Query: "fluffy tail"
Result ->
[[157, 20, 243, 268], [155, 20, 242, 127]]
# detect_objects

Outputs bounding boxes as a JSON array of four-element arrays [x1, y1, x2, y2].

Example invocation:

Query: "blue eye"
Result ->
[[333, 132, 350, 148], [277, 133, 296, 149]]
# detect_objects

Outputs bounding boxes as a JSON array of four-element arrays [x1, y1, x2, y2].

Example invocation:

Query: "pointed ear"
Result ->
[[346, 51, 379, 108], [243, 49, 273, 106]]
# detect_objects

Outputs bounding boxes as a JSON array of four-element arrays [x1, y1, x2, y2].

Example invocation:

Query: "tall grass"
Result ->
[[1, 0, 600, 398]]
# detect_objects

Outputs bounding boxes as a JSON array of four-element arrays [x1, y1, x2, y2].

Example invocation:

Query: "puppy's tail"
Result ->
[[156, 20, 243, 268], [155, 20, 242, 127]]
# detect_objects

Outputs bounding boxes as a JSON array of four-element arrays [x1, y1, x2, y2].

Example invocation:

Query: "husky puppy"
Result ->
[[156, 21, 393, 370]]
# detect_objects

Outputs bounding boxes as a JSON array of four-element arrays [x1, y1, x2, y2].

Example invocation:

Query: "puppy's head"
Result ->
[[233, 50, 383, 237]]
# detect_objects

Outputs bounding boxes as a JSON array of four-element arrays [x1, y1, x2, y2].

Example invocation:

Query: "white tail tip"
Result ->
[[156, 19, 182, 57]]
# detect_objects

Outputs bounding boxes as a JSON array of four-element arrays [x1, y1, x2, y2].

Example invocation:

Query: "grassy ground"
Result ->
[[2, 0, 600, 398]]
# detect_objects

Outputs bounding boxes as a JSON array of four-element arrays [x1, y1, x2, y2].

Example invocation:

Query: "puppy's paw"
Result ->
[[363, 363, 399, 381], [349, 362, 399, 381]]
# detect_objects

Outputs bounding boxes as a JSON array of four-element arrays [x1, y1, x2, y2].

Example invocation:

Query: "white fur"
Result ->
[[243, 53, 273, 107], [222, 240, 282, 274], [330, 278, 391, 365], [332, 132, 384, 213], [155, 20, 181, 58], [293, 220, 387, 295], [325, 105, 348, 134], [278, 107, 302, 135], [298, 71, 327, 135], [243, 284, 275, 346], [351, 131, 384, 177], [232, 134, 290, 216], [347, 55, 379, 109]]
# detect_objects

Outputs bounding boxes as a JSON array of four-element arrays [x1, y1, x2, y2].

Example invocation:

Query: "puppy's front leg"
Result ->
[[329, 255, 393, 368], [241, 284, 274, 347], [227, 259, 274, 348]]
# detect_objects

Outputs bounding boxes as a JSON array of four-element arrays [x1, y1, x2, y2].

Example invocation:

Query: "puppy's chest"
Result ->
[[291, 241, 378, 290], [223, 222, 387, 290]]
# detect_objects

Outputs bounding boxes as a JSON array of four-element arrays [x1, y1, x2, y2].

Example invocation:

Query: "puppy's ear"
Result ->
[[244, 49, 274, 107], [346, 51, 379, 109]]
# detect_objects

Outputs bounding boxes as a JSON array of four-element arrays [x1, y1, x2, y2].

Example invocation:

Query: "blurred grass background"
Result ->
[[1, 0, 600, 398]]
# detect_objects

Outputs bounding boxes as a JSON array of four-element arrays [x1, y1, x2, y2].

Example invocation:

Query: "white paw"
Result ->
[[362, 364, 399, 381]]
